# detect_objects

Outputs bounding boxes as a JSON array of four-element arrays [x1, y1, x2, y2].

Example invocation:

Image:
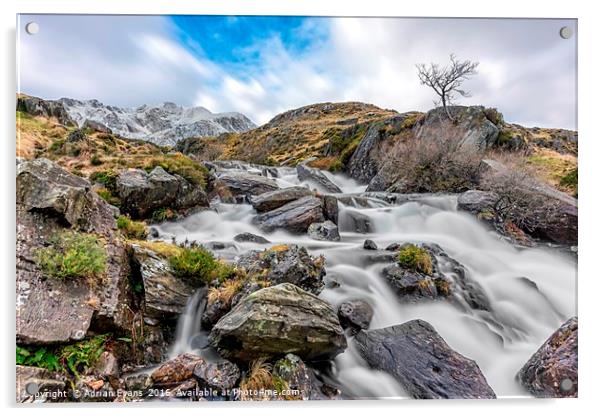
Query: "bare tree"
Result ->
[[416, 54, 479, 121]]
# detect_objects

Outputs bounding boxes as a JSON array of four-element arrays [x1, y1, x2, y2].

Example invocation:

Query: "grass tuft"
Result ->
[[398, 244, 433, 275]]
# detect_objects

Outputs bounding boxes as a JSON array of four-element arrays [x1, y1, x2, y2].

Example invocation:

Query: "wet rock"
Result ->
[[253, 196, 325, 233], [117, 167, 208, 219], [338, 299, 373, 330], [72, 376, 116, 402], [354, 320, 496, 399], [457, 190, 499, 216], [16, 365, 67, 403], [151, 353, 204, 387], [517, 317, 578, 398], [129, 244, 196, 319], [363, 239, 378, 250], [209, 283, 347, 362], [193, 358, 240, 390], [250, 186, 313, 212], [386, 243, 402, 251], [341, 210, 372, 234], [272, 354, 339, 400], [233, 232, 271, 244], [320, 194, 339, 224], [214, 171, 279, 200], [296, 164, 342, 193], [382, 264, 440, 299], [236, 245, 326, 294], [308, 220, 340, 241], [16, 158, 132, 343]]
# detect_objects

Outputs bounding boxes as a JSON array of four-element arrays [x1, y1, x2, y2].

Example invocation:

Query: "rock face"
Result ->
[[236, 245, 326, 295], [209, 283, 347, 362], [129, 244, 196, 319], [354, 320, 496, 399], [517, 317, 578, 398], [117, 166, 208, 218], [59, 98, 256, 146], [254, 196, 325, 233], [213, 171, 279, 200], [338, 299, 373, 330], [308, 220, 340, 241], [250, 186, 313, 212], [297, 164, 342, 193], [17, 95, 75, 126], [415, 106, 500, 150], [16, 158, 132, 344]]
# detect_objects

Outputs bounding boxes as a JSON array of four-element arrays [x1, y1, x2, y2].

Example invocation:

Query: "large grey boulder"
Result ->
[[129, 244, 196, 319], [117, 166, 208, 218], [296, 164, 342, 193], [457, 190, 499, 215], [308, 220, 340, 241], [213, 171, 279, 200], [209, 283, 347, 362], [16, 159, 132, 344], [250, 186, 313, 212], [354, 320, 496, 399], [253, 196, 325, 233], [517, 317, 578, 398]]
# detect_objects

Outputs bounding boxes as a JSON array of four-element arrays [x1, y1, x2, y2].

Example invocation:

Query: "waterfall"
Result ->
[[169, 289, 208, 359]]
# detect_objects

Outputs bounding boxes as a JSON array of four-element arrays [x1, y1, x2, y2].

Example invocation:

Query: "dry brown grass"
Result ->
[[239, 359, 275, 401], [207, 277, 245, 305], [16, 111, 68, 158]]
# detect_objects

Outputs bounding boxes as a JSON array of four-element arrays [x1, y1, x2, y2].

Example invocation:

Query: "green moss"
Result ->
[[145, 153, 208, 188], [117, 216, 148, 239], [35, 231, 106, 280], [169, 246, 224, 287], [398, 244, 433, 275]]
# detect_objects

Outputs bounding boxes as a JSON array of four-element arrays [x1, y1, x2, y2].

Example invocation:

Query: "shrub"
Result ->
[[169, 246, 221, 287], [36, 231, 106, 280], [95, 188, 121, 207], [59, 335, 107, 378], [398, 244, 433, 275], [48, 139, 66, 153], [90, 154, 103, 166], [560, 167, 578, 197], [483, 107, 504, 126], [151, 207, 175, 223], [89, 170, 118, 193], [116, 215, 148, 239]]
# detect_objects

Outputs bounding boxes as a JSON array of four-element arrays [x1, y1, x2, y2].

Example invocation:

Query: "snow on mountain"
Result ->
[[59, 98, 256, 146]]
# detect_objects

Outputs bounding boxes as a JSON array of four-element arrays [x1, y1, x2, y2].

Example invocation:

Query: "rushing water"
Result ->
[[154, 165, 577, 399]]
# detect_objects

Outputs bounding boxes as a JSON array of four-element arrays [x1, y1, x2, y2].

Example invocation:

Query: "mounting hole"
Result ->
[[560, 378, 574, 392], [559, 26, 573, 39], [25, 382, 39, 395], [25, 22, 39, 35]]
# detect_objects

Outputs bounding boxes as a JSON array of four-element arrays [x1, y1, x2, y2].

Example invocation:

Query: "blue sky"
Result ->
[[18, 15, 577, 128]]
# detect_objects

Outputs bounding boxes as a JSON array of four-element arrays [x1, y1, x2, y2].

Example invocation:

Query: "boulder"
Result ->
[[213, 171, 279, 200], [94, 351, 120, 380], [236, 245, 326, 295], [83, 119, 112, 134], [415, 106, 500, 150], [338, 299, 373, 330], [16, 159, 132, 344], [517, 317, 578, 398], [129, 244, 196, 319], [209, 283, 347, 362], [296, 164, 342, 193], [340, 210, 372, 233], [320, 194, 339, 224], [151, 353, 204, 387], [308, 220, 340, 241], [272, 354, 340, 400], [250, 186, 313, 212], [363, 239, 378, 250], [117, 167, 208, 219], [354, 320, 496, 399], [16, 365, 68, 403], [193, 358, 240, 390], [382, 264, 439, 300], [233, 232, 271, 244], [457, 190, 499, 215], [253, 196, 325, 233]]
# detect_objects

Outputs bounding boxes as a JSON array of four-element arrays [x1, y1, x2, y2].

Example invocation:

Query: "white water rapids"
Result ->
[[154, 165, 577, 399]]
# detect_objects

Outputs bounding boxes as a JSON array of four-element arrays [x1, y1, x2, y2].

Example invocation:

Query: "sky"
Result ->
[[18, 15, 577, 129]]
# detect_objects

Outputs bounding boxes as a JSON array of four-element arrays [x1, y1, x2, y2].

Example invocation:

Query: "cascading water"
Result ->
[[157, 164, 577, 399]]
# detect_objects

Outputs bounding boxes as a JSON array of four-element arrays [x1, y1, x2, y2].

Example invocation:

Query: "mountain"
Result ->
[[58, 98, 256, 146]]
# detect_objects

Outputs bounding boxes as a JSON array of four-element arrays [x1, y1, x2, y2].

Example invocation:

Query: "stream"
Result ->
[[154, 164, 577, 399]]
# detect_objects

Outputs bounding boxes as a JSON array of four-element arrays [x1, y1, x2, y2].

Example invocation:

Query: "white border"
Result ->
[[2, 1, 599, 415]]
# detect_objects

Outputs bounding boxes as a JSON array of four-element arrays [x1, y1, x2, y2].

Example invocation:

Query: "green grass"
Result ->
[[35, 231, 107, 280], [560, 167, 578, 197], [17, 346, 61, 372], [59, 335, 107, 378], [145, 153, 209, 188], [116, 216, 148, 239], [90, 153, 103, 166], [169, 246, 234, 287], [398, 244, 433, 275], [89, 170, 118, 192]]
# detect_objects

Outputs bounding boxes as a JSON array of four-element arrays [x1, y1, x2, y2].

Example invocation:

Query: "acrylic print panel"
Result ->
[[16, 14, 577, 402]]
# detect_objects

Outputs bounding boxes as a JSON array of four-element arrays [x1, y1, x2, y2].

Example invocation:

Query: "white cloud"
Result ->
[[18, 15, 577, 129]]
